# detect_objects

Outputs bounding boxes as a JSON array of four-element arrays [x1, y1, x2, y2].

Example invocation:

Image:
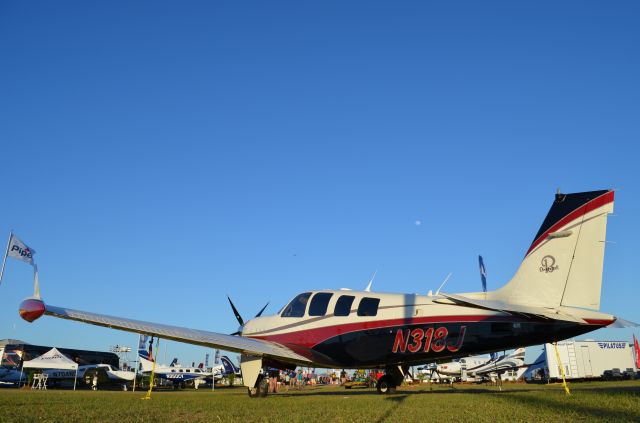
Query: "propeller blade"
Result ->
[[229, 331, 241, 336], [227, 296, 244, 327], [255, 302, 269, 318]]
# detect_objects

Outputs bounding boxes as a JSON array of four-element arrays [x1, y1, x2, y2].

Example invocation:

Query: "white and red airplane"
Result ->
[[17, 189, 631, 397]]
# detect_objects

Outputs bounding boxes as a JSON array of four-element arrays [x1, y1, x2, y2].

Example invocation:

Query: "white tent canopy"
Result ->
[[22, 347, 78, 389], [23, 347, 78, 370]]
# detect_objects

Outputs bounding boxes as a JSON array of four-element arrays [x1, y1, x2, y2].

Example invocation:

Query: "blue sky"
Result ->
[[1, 1, 638, 366]]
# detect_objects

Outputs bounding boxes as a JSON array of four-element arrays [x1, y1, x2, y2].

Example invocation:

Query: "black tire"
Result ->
[[248, 376, 268, 398], [247, 386, 260, 398], [376, 376, 396, 395]]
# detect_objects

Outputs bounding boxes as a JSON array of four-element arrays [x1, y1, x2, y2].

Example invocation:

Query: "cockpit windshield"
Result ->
[[280, 292, 312, 317]]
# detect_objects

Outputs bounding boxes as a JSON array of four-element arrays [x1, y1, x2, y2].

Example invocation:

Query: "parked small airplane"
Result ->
[[470, 348, 527, 379], [202, 355, 242, 385], [46, 364, 135, 389], [0, 367, 22, 384], [19, 189, 635, 397], [433, 348, 527, 381], [434, 355, 493, 379], [0, 364, 135, 388], [220, 355, 241, 377], [137, 350, 218, 388]]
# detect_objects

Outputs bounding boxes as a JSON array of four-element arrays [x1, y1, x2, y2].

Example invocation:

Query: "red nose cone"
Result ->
[[19, 298, 46, 323]]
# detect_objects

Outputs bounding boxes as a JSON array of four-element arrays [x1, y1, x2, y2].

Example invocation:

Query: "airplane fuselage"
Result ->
[[243, 290, 613, 369]]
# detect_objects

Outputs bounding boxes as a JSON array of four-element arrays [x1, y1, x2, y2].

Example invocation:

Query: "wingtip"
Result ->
[[19, 297, 45, 322]]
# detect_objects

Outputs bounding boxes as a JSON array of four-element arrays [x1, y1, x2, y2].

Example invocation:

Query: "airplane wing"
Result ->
[[42, 303, 313, 365]]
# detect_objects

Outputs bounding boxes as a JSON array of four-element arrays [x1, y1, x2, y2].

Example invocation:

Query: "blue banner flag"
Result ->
[[479, 255, 487, 292]]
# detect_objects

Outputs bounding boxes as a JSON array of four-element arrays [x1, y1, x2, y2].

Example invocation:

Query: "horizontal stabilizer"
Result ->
[[607, 317, 639, 328], [437, 292, 586, 324]]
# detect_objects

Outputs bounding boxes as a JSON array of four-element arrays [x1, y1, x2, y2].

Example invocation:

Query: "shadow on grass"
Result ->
[[274, 384, 640, 422], [374, 395, 408, 423], [274, 386, 539, 397], [491, 385, 640, 421], [275, 387, 378, 397], [275, 383, 640, 398]]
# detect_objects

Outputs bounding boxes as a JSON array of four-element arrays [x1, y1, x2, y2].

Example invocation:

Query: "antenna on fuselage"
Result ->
[[435, 272, 452, 296], [364, 270, 377, 292]]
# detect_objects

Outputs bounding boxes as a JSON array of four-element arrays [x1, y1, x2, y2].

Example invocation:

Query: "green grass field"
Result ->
[[1, 381, 639, 422]]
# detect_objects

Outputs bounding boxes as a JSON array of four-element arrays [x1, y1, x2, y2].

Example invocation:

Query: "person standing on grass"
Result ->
[[265, 368, 276, 393]]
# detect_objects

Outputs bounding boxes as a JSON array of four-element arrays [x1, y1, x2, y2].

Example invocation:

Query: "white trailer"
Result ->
[[543, 340, 636, 380]]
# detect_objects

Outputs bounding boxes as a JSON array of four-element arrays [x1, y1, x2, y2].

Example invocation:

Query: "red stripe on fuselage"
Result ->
[[247, 314, 524, 349], [526, 191, 614, 256]]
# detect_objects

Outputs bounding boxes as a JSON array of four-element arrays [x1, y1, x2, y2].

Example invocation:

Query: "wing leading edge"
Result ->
[[43, 304, 313, 365]]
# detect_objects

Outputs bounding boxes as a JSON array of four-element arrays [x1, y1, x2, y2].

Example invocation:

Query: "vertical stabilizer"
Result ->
[[221, 356, 240, 375], [493, 190, 614, 310], [138, 352, 154, 372]]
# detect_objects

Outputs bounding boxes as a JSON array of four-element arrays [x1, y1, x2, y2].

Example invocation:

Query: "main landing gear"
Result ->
[[247, 375, 269, 398], [242, 355, 266, 399], [376, 376, 397, 394], [376, 365, 407, 395]]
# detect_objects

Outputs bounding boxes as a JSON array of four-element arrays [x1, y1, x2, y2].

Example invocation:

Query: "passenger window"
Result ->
[[357, 297, 380, 316], [334, 295, 355, 316], [309, 293, 333, 316], [281, 292, 312, 317]]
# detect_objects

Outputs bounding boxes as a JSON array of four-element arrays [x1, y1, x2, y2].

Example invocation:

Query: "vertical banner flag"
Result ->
[[138, 334, 150, 359], [138, 334, 149, 350], [7, 234, 36, 265], [205, 353, 209, 368], [214, 349, 221, 365], [634, 335, 640, 369], [148, 337, 154, 361], [1, 232, 36, 286], [478, 255, 487, 293]]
